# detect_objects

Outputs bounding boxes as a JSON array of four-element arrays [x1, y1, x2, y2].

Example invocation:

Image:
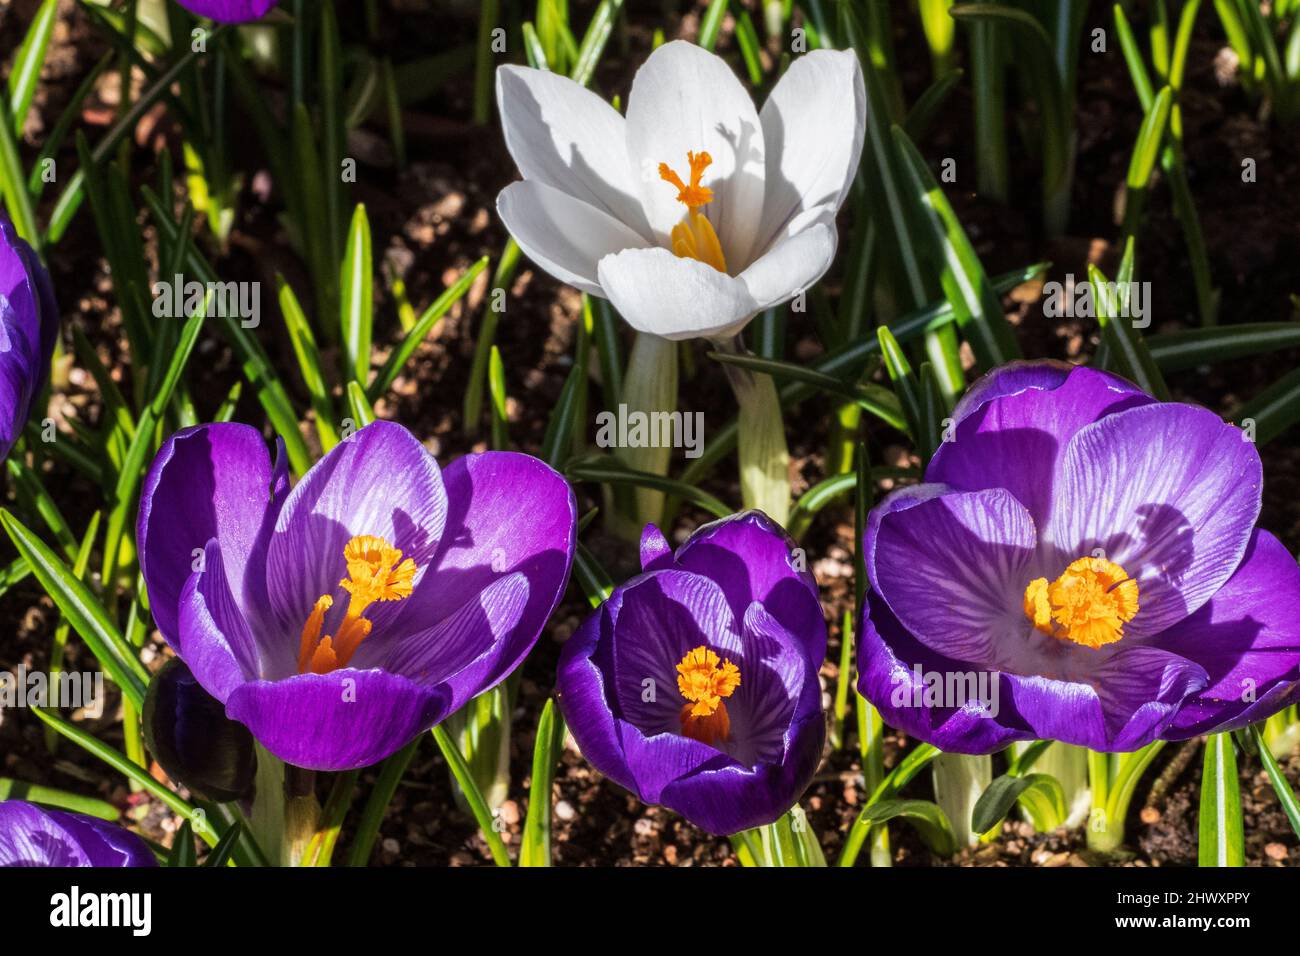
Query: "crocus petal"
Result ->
[[928, 362, 1154, 528], [668, 510, 825, 666], [358, 450, 575, 707], [173, 0, 278, 22], [597, 246, 758, 340], [224, 669, 452, 771], [756, 50, 865, 253], [1153, 530, 1300, 737], [858, 592, 1031, 755], [498, 180, 650, 296], [1001, 645, 1208, 751], [0, 218, 52, 458], [738, 219, 838, 312], [639, 523, 674, 570], [0, 802, 155, 867], [496, 65, 651, 237], [137, 423, 276, 645], [263, 421, 448, 653], [625, 40, 766, 268], [656, 709, 824, 835], [176, 540, 261, 701], [729, 602, 815, 766], [608, 570, 741, 736], [867, 485, 1038, 666], [1048, 402, 1262, 637]]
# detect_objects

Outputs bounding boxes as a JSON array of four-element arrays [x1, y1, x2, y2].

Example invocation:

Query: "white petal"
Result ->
[[497, 181, 650, 296], [597, 248, 757, 341], [496, 65, 651, 238], [625, 41, 766, 269], [757, 50, 865, 254], [739, 220, 838, 309]]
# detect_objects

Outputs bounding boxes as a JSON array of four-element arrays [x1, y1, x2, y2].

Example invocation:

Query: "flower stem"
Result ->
[[612, 331, 679, 536], [716, 337, 791, 526], [250, 744, 320, 866], [1087, 742, 1165, 853], [931, 752, 991, 849]]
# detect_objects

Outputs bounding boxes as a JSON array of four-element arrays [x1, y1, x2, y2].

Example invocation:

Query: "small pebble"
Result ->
[[555, 800, 576, 822]]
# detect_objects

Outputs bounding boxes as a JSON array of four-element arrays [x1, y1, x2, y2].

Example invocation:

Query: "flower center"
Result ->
[[675, 645, 741, 746], [659, 150, 728, 274], [297, 534, 417, 674], [1022, 556, 1140, 649]]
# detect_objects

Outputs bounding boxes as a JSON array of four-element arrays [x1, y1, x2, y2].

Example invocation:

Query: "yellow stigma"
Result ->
[[659, 150, 714, 209], [298, 534, 417, 674], [660, 151, 727, 274], [1022, 556, 1140, 649], [675, 645, 741, 747]]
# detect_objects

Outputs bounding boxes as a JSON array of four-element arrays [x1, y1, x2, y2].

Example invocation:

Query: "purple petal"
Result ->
[[224, 669, 452, 771], [730, 602, 814, 766], [354, 450, 574, 707], [607, 570, 741, 735], [173, 0, 278, 23], [0, 801, 155, 867], [929, 362, 1153, 528], [639, 523, 673, 570], [664, 511, 825, 666], [176, 540, 261, 701], [857, 592, 1031, 754], [0, 217, 55, 458], [867, 485, 1038, 666], [1001, 645, 1207, 751], [137, 423, 277, 645], [1154, 530, 1300, 738], [263, 421, 448, 646], [1047, 402, 1261, 637]]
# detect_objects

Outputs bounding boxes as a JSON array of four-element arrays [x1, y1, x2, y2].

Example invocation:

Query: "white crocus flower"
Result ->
[[495, 40, 866, 341]]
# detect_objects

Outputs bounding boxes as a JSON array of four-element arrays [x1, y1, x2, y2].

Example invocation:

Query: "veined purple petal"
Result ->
[[928, 362, 1153, 528], [357, 450, 575, 707], [1001, 645, 1208, 751], [263, 421, 448, 651], [177, 540, 261, 701], [173, 0, 278, 23], [0, 802, 155, 867], [867, 485, 1038, 667], [655, 511, 825, 666], [857, 593, 1031, 755], [224, 669, 452, 771], [1047, 401, 1262, 637], [1155, 530, 1300, 738], [137, 423, 278, 646]]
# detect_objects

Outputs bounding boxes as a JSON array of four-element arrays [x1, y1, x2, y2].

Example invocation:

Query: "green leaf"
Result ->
[[1149, 322, 1300, 372], [0, 778, 119, 820], [0, 510, 148, 708], [168, 820, 197, 868], [698, 0, 730, 51], [1198, 733, 1244, 867], [203, 819, 243, 867], [371, 256, 488, 402], [1249, 724, 1300, 840], [891, 125, 1022, 368], [7, 0, 59, 135], [1234, 366, 1300, 445], [278, 275, 339, 450], [971, 773, 1066, 834], [570, 0, 625, 88], [566, 456, 732, 519], [0, 95, 39, 247], [346, 737, 419, 867], [1089, 259, 1170, 400], [488, 345, 509, 450], [431, 725, 512, 866], [877, 325, 922, 439], [520, 699, 565, 866], [341, 204, 373, 386], [573, 541, 614, 608], [346, 381, 376, 429], [708, 349, 908, 432], [857, 799, 958, 857]]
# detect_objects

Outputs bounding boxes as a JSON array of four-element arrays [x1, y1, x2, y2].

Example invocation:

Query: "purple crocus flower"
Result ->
[[0, 802, 156, 867], [557, 512, 826, 835], [137, 421, 576, 771], [174, 0, 278, 23], [858, 361, 1300, 753], [0, 216, 58, 462]]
